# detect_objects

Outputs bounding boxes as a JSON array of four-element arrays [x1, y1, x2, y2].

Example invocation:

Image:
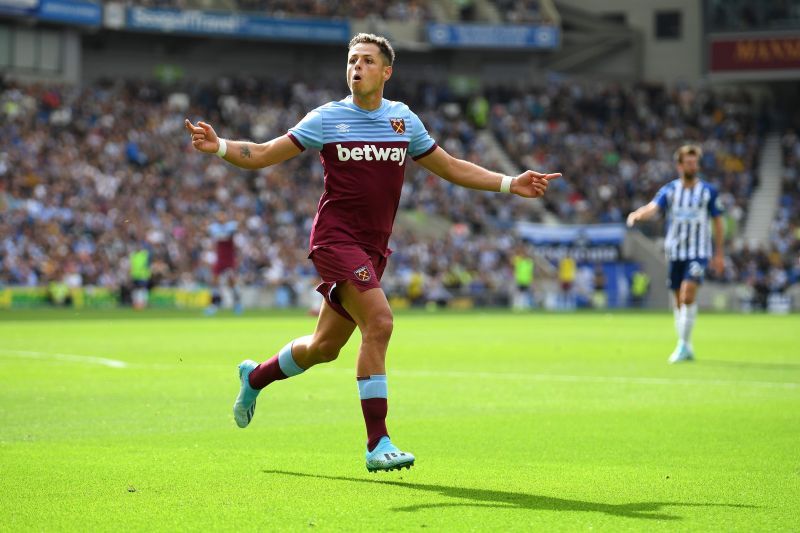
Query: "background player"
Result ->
[[185, 33, 560, 472], [207, 211, 242, 315], [627, 144, 725, 363], [129, 237, 152, 311]]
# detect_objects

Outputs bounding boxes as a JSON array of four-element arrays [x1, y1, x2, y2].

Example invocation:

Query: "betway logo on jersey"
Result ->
[[336, 144, 407, 166]]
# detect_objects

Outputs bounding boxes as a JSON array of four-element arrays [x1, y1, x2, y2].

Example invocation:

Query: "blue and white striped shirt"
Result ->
[[653, 179, 724, 261]]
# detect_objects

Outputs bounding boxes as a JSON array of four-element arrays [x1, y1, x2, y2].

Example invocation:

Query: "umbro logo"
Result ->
[[335, 123, 350, 133]]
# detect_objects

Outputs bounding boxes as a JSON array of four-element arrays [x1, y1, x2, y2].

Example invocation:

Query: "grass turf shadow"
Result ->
[[264, 470, 755, 520]]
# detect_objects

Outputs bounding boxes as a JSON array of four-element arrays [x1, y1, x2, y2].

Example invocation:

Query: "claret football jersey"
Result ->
[[288, 96, 437, 255]]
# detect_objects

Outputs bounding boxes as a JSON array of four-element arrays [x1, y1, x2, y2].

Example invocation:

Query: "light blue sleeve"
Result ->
[[288, 109, 323, 151], [653, 183, 670, 212], [408, 110, 436, 159], [209, 222, 221, 238]]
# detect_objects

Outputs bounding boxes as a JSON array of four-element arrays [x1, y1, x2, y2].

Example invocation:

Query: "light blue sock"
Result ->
[[277, 341, 304, 377], [357, 374, 388, 399]]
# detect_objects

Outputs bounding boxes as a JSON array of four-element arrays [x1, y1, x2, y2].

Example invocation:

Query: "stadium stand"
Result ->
[[485, 83, 762, 255], [0, 74, 793, 307], [707, 0, 800, 31], [775, 130, 800, 265], [490, 0, 547, 23], [111, 0, 433, 21], [236, 0, 432, 20], [714, 129, 799, 295], [0, 78, 489, 296]]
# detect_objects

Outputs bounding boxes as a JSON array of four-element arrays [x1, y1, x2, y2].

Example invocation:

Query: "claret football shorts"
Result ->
[[310, 244, 389, 322]]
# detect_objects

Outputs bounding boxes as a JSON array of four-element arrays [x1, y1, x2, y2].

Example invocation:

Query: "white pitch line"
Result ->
[[0, 349, 128, 368], [1, 350, 795, 389], [318, 368, 800, 390]]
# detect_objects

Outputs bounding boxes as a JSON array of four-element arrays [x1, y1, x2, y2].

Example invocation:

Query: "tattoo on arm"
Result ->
[[240, 146, 251, 159]]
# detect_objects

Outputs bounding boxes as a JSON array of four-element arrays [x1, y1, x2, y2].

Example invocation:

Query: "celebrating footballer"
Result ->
[[186, 33, 561, 472]]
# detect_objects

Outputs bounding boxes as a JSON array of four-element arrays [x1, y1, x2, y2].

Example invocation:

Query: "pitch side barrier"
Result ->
[[515, 222, 627, 262], [120, 6, 350, 43], [1, 284, 796, 312], [427, 22, 559, 49], [0, 0, 100, 26], [0, 286, 210, 310]]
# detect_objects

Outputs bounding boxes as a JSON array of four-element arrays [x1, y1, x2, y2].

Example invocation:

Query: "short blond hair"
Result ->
[[674, 144, 703, 163], [348, 33, 395, 66]]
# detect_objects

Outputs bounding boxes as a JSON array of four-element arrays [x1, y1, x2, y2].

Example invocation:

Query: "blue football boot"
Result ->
[[366, 436, 415, 472], [668, 343, 694, 364], [233, 360, 260, 428]]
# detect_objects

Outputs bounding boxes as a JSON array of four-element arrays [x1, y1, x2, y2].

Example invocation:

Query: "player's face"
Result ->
[[678, 154, 699, 180], [346, 43, 392, 96]]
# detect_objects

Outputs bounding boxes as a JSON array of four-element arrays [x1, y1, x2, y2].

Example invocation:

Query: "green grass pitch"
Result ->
[[1, 309, 798, 531]]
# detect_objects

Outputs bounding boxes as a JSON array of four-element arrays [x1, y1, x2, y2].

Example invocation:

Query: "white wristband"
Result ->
[[500, 175, 514, 194], [215, 138, 227, 158]]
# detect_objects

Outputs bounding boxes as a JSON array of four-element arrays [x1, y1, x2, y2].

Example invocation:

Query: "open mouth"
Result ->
[[353, 75, 362, 82]]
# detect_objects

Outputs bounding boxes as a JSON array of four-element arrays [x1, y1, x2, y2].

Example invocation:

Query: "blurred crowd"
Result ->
[[487, 82, 762, 228], [0, 76, 797, 304], [107, 0, 552, 24], [0, 77, 508, 299], [484, 82, 790, 287], [489, 0, 549, 24], [111, 0, 432, 21], [732, 130, 800, 304], [234, 0, 431, 21]]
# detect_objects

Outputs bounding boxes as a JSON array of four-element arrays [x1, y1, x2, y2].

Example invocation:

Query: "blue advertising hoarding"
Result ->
[[126, 7, 350, 43], [0, 0, 100, 26], [516, 222, 626, 262], [37, 0, 100, 26], [0, 0, 37, 16], [427, 22, 559, 49], [516, 223, 626, 246]]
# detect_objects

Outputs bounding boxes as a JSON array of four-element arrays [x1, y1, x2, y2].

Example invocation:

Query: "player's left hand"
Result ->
[[710, 253, 724, 276], [512, 170, 561, 198], [185, 119, 220, 154]]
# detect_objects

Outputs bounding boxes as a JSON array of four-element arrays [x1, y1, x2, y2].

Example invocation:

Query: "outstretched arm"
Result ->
[[185, 119, 301, 170], [626, 202, 660, 227], [415, 146, 560, 198]]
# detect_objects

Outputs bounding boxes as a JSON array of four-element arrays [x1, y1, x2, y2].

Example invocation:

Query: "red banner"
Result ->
[[710, 37, 800, 71]]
